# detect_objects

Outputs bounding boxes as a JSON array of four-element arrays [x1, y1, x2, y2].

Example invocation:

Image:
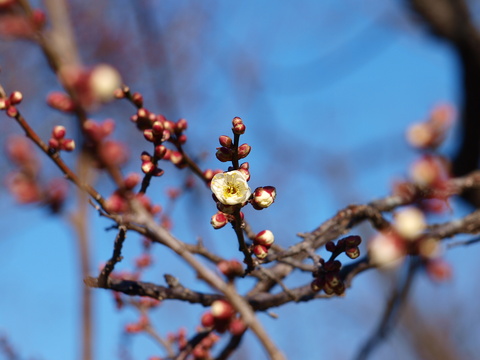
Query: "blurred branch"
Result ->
[[407, 0, 480, 206], [354, 257, 421, 360]]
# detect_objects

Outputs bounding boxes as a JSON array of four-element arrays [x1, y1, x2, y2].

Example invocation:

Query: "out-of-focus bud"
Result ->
[[9, 91, 23, 105], [143, 129, 155, 142], [141, 161, 156, 174], [170, 151, 186, 168], [105, 192, 128, 213], [152, 121, 164, 135], [211, 211, 228, 229], [6, 106, 18, 117], [61, 138, 75, 152], [217, 259, 244, 279], [135, 254, 152, 268], [47, 91, 75, 112], [124, 173, 141, 190], [201, 312, 215, 328], [393, 207, 426, 240], [175, 118, 188, 133], [219, 135, 232, 148], [426, 258, 452, 282], [410, 155, 449, 187], [418, 237, 440, 259], [130, 92, 142, 107], [406, 123, 434, 149], [216, 147, 233, 162], [89, 64, 122, 102], [368, 233, 405, 267], [0, 98, 9, 109], [237, 143, 251, 159], [232, 122, 246, 135], [252, 244, 269, 259], [98, 140, 128, 167], [154, 145, 167, 159], [252, 186, 276, 209], [254, 230, 274, 247], [211, 300, 235, 321], [325, 241, 336, 252], [229, 318, 247, 335], [311, 276, 326, 293], [52, 125, 66, 140]]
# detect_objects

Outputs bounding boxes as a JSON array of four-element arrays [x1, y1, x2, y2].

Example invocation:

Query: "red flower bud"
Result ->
[[201, 312, 215, 328], [252, 244, 269, 259], [232, 123, 246, 135], [254, 230, 275, 247], [252, 186, 276, 209], [61, 138, 75, 152], [143, 129, 155, 142], [237, 143, 251, 159], [215, 147, 233, 162], [176, 118, 188, 132], [219, 135, 232, 147], [154, 145, 167, 159], [9, 91, 23, 105], [131, 92, 143, 107], [52, 125, 66, 140], [211, 211, 228, 229], [211, 300, 235, 321], [47, 92, 75, 112], [232, 117, 243, 126]]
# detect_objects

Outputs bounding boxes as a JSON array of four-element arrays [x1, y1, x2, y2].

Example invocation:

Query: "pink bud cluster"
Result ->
[[251, 230, 275, 260], [0, 90, 23, 118], [201, 300, 247, 336], [217, 259, 244, 280], [128, 101, 191, 175], [311, 235, 362, 295], [48, 125, 75, 152], [104, 173, 162, 214], [57, 64, 121, 108], [166, 328, 219, 360], [215, 117, 251, 163], [0, 6, 45, 38], [5, 135, 68, 211], [406, 104, 454, 150]]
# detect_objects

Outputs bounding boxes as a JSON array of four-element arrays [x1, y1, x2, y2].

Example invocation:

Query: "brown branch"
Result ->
[[97, 226, 127, 287], [215, 333, 245, 360]]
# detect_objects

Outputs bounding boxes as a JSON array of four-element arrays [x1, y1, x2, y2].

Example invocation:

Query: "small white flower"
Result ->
[[211, 170, 251, 206]]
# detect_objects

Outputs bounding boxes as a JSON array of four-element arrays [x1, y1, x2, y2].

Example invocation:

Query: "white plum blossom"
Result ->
[[210, 170, 251, 206]]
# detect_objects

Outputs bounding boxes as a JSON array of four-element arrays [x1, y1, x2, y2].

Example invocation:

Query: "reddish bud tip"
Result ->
[[211, 300, 235, 320], [9, 91, 23, 105], [254, 230, 275, 247], [219, 135, 233, 148], [211, 211, 228, 229], [252, 244, 269, 259], [237, 143, 251, 159], [232, 123, 246, 135], [52, 125, 66, 140]]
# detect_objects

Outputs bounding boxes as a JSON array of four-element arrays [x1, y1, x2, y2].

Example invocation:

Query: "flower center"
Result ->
[[224, 183, 239, 197]]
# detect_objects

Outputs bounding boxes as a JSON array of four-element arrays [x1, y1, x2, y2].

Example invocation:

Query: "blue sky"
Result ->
[[1, 1, 476, 359]]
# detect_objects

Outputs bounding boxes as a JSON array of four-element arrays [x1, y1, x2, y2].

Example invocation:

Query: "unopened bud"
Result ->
[[47, 92, 75, 112], [252, 186, 276, 209], [131, 92, 143, 107], [219, 135, 232, 147], [254, 230, 275, 247], [154, 145, 167, 159], [141, 161, 156, 174], [211, 211, 228, 229], [175, 118, 188, 132], [237, 143, 251, 159], [211, 300, 235, 320], [229, 318, 247, 335], [216, 147, 232, 162], [6, 106, 18, 117], [124, 173, 141, 190], [232, 123, 246, 135], [52, 125, 66, 140], [143, 129, 155, 142], [9, 91, 23, 105], [345, 247, 360, 259], [201, 312, 215, 328], [232, 117, 243, 126], [252, 244, 269, 259], [61, 139, 75, 152]]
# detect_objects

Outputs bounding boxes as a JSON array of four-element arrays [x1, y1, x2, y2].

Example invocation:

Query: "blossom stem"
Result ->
[[231, 133, 240, 170], [233, 209, 255, 273]]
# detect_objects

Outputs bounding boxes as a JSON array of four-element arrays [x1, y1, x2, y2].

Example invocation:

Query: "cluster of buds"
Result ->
[[58, 64, 122, 108], [48, 125, 75, 152], [201, 300, 247, 336], [124, 314, 149, 334], [406, 104, 454, 150], [368, 206, 450, 280], [5, 135, 68, 211], [165, 328, 219, 360], [0, 90, 23, 118], [104, 173, 161, 214], [215, 117, 250, 163], [251, 230, 275, 260], [311, 235, 362, 295], [129, 103, 190, 174], [0, 3, 45, 38]]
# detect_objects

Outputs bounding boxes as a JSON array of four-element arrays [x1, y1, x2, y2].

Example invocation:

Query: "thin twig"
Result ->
[[98, 226, 127, 287]]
